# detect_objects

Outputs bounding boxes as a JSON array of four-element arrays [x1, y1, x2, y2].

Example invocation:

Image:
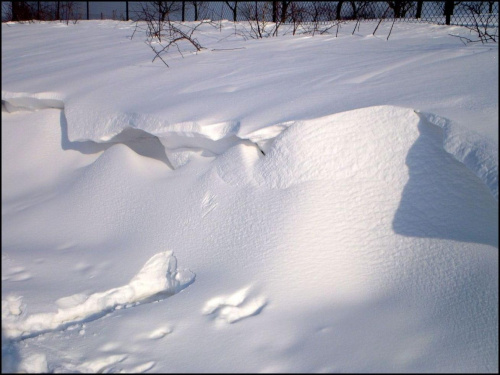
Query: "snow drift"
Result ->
[[3, 103, 497, 372], [2, 90, 497, 202], [2, 20, 497, 373]]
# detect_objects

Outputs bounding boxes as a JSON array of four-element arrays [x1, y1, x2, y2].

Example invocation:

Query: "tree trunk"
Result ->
[[393, 1, 401, 18], [336, 1, 344, 20], [281, 1, 289, 23], [12, 1, 19, 21], [444, 0, 454, 25], [351, 1, 358, 19], [416, 0, 423, 19]]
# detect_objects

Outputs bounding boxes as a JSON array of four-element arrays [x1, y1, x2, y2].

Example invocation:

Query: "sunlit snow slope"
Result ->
[[2, 19, 498, 373]]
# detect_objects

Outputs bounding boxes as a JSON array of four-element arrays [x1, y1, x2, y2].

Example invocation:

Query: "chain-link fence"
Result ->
[[191, 1, 499, 27], [2, 1, 499, 28]]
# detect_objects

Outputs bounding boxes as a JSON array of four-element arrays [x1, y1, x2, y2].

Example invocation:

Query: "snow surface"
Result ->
[[2, 19, 498, 373]]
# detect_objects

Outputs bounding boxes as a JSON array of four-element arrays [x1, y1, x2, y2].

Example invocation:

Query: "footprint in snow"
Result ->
[[147, 326, 173, 340], [202, 287, 267, 324]]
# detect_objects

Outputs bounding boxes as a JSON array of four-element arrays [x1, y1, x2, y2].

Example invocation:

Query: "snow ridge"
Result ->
[[416, 110, 498, 201], [2, 91, 64, 112], [1, 251, 195, 340], [2, 91, 497, 200], [1, 92, 282, 169]]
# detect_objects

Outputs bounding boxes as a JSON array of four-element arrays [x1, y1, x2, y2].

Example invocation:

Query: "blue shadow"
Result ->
[[392, 117, 498, 248]]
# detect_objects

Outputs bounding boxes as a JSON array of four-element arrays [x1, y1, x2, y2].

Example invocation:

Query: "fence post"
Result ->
[[182, 1, 185, 21], [444, 0, 454, 25], [86, 1, 89, 20], [126, 1, 128, 21]]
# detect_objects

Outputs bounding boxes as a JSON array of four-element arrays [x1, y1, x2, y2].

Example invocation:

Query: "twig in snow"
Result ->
[[387, 18, 396, 40]]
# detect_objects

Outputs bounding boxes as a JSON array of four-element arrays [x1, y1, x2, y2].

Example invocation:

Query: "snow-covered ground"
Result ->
[[2, 19, 498, 373]]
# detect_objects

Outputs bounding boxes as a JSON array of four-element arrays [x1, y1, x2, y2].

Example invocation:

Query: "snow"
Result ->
[[2, 251, 194, 340], [416, 110, 499, 200], [2, 19, 498, 373]]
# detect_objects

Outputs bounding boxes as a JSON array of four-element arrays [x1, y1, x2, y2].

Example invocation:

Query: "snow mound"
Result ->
[[1, 251, 195, 340], [216, 106, 497, 201], [214, 105, 497, 247], [216, 106, 422, 189]]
